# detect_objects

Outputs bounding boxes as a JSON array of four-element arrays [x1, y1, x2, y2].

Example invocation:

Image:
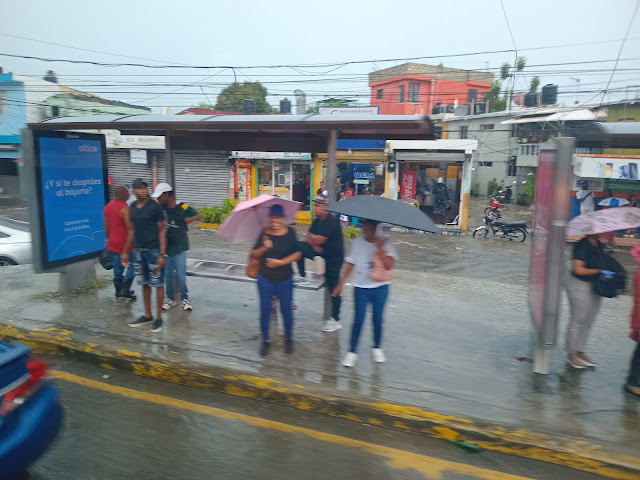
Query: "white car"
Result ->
[[0, 217, 32, 266]]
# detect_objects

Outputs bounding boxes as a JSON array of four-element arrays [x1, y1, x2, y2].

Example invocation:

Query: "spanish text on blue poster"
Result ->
[[39, 137, 106, 262]]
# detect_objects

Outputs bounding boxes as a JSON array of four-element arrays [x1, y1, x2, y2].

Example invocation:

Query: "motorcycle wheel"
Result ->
[[473, 227, 488, 239], [484, 207, 491, 216], [510, 228, 527, 242]]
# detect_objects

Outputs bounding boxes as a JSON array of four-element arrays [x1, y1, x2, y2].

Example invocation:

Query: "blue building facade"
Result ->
[[0, 73, 26, 194]]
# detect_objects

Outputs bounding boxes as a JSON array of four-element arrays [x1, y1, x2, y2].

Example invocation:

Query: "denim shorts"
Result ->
[[134, 248, 165, 288]]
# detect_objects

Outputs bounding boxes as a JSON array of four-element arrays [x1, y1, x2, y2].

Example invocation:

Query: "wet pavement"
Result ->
[[1, 253, 639, 462], [31, 356, 608, 480], [1, 200, 640, 468]]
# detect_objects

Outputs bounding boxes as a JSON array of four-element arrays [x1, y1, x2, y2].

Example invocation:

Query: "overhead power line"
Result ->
[[1, 36, 640, 70]]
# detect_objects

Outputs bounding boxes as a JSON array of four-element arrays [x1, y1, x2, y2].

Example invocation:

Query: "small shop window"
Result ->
[[334, 162, 386, 197]]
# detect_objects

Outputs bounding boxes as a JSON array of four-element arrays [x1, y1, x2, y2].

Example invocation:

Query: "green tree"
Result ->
[[197, 102, 214, 109], [500, 62, 511, 80], [214, 82, 273, 113], [516, 56, 526, 72], [529, 76, 541, 93], [484, 80, 507, 113]]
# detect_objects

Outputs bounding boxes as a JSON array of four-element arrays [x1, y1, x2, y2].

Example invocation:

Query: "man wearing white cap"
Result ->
[[152, 183, 201, 311]]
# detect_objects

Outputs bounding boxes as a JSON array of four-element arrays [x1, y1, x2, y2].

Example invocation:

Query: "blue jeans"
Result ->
[[257, 275, 294, 341], [134, 249, 165, 288], [349, 285, 389, 353], [165, 251, 188, 301], [111, 251, 135, 279]]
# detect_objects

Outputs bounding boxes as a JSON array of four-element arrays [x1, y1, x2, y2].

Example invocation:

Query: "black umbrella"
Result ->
[[327, 196, 440, 234]]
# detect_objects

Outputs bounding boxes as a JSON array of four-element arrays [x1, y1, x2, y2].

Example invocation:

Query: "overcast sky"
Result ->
[[2, 0, 640, 112]]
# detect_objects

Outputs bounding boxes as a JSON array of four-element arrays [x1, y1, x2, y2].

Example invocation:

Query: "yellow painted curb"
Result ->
[[198, 223, 220, 229]]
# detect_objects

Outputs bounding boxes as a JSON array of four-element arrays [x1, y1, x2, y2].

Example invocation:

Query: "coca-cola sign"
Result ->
[[400, 170, 417, 199]]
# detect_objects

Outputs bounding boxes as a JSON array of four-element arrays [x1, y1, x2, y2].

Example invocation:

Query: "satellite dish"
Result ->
[[454, 105, 470, 116]]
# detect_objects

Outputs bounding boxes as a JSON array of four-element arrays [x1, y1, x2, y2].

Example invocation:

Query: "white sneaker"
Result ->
[[372, 348, 387, 363], [182, 299, 192, 311], [162, 300, 177, 311], [342, 352, 358, 368], [322, 318, 343, 332]]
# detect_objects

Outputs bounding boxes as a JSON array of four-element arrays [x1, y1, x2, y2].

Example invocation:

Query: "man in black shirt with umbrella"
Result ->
[[298, 194, 344, 332]]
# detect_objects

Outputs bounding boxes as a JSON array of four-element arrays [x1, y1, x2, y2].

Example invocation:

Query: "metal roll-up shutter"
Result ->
[[172, 150, 229, 208], [395, 151, 465, 163], [107, 149, 166, 198]]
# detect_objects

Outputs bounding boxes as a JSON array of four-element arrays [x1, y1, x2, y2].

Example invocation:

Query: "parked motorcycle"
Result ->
[[473, 215, 527, 242], [484, 198, 505, 217]]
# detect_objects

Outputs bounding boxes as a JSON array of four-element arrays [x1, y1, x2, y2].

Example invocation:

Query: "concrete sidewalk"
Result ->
[[1, 265, 639, 478]]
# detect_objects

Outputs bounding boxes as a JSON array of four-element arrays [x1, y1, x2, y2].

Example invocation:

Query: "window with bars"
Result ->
[[377, 89, 383, 99], [507, 156, 517, 176], [460, 126, 468, 139], [398, 85, 405, 104], [480, 124, 494, 130], [408, 82, 419, 103]]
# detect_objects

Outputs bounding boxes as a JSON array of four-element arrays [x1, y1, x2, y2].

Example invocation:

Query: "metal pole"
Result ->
[[165, 130, 176, 189], [533, 137, 575, 374], [326, 129, 338, 204]]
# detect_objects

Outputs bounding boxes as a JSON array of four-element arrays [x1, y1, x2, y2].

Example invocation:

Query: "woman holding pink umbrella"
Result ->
[[250, 204, 301, 357]]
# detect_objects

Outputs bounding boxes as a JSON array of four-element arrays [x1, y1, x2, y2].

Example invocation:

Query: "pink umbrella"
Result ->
[[218, 195, 301, 243], [566, 207, 640, 237]]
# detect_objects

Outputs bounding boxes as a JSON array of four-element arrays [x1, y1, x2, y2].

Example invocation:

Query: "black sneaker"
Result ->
[[129, 316, 153, 328], [284, 339, 294, 354], [259, 341, 270, 357], [151, 318, 164, 332]]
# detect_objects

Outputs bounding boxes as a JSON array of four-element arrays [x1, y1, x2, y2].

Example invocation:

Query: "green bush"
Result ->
[[198, 199, 238, 224], [522, 172, 536, 205], [487, 178, 504, 198], [343, 225, 361, 239], [470, 183, 481, 197]]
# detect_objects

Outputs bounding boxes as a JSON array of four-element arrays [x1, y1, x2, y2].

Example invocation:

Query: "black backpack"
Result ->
[[592, 254, 627, 298]]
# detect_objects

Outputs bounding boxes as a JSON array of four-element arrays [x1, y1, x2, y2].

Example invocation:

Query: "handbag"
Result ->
[[592, 250, 627, 298], [99, 249, 114, 270], [246, 255, 259, 279], [247, 228, 270, 279], [369, 244, 392, 282]]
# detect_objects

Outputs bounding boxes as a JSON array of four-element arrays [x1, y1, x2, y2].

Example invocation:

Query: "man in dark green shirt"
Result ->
[[152, 183, 201, 311]]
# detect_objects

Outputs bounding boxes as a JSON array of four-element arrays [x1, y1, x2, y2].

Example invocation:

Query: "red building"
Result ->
[[369, 63, 493, 115]]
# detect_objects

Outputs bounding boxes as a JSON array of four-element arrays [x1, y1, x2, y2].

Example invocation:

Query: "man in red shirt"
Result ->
[[103, 186, 135, 299]]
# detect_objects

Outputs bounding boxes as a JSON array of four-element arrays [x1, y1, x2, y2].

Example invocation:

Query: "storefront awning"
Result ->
[[395, 151, 466, 163]]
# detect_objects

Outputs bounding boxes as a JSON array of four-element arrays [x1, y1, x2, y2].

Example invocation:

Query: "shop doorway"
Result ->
[[291, 163, 311, 210], [401, 162, 463, 225]]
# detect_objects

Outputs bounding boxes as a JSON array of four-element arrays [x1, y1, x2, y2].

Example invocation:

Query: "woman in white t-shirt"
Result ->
[[333, 219, 397, 368]]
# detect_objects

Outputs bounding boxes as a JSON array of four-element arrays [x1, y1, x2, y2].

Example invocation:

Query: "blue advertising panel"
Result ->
[[34, 131, 108, 270]]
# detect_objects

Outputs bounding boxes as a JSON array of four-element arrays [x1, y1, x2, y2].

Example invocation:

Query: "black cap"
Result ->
[[132, 178, 148, 188]]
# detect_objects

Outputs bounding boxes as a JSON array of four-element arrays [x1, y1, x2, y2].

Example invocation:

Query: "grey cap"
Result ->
[[313, 194, 329, 205]]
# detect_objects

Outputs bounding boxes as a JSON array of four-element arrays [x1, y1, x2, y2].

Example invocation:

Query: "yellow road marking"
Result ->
[[52, 370, 531, 480]]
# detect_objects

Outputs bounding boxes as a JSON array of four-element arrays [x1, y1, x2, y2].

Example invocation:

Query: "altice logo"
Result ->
[[78, 144, 98, 152]]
